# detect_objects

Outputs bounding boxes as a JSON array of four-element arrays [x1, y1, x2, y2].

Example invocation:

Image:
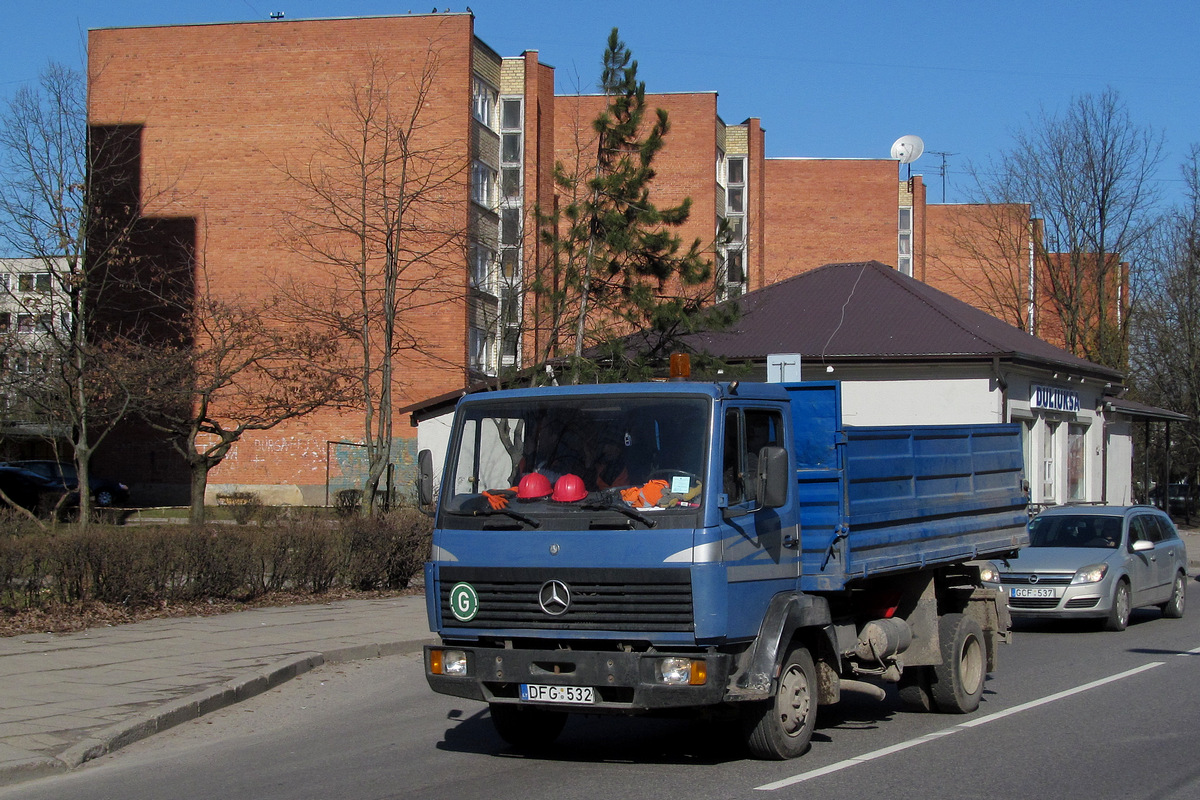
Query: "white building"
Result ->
[[408, 261, 1180, 509]]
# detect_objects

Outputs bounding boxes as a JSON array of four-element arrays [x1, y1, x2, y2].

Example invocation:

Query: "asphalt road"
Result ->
[[6, 583, 1200, 800]]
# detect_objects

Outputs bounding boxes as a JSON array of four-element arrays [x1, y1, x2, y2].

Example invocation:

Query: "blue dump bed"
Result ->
[[784, 382, 1029, 592]]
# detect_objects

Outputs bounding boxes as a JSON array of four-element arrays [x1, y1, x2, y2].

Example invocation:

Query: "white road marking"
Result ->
[[755, 662, 1164, 791]]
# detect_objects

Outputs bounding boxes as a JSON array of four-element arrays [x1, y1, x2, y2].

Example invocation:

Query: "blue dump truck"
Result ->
[[419, 379, 1029, 759]]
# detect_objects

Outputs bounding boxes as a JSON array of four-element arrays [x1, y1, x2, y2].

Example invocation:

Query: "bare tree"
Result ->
[[134, 272, 350, 524], [926, 203, 1037, 332], [1129, 144, 1200, 485], [279, 49, 464, 514], [965, 88, 1163, 369], [0, 62, 173, 523]]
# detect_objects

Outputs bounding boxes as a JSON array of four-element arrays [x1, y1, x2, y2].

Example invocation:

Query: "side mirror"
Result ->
[[1130, 538, 1154, 553], [756, 445, 788, 509], [417, 449, 434, 507]]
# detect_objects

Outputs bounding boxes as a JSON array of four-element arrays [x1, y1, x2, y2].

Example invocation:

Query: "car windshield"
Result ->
[[1028, 514, 1122, 549], [441, 394, 709, 528]]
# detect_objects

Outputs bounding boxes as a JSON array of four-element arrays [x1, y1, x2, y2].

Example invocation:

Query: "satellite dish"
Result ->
[[890, 135, 925, 164]]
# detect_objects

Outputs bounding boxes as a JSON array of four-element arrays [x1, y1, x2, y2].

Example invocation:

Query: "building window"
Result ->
[[727, 157, 744, 186], [898, 207, 913, 277], [502, 133, 521, 163], [17, 314, 33, 333], [501, 208, 521, 246], [470, 243, 494, 292], [469, 325, 491, 373], [720, 156, 748, 301], [0, 312, 9, 331], [501, 167, 521, 200], [471, 161, 495, 208], [501, 98, 522, 130], [18, 273, 51, 293], [472, 78, 497, 129]]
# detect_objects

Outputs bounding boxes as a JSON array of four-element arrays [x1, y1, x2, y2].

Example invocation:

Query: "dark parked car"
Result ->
[[0, 464, 74, 515], [1, 460, 129, 507], [997, 505, 1188, 631]]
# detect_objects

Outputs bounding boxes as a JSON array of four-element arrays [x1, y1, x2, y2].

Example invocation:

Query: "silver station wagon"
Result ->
[[998, 505, 1188, 631]]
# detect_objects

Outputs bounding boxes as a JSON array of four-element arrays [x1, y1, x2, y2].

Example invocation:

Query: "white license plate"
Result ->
[[519, 684, 594, 705], [1010, 586, 1061, 599]]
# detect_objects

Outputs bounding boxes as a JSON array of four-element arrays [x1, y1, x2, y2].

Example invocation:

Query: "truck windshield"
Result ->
[[442, 394, 710, 524]]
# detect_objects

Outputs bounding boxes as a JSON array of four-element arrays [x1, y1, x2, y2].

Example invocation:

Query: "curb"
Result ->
[[0, 637, 434, 786]]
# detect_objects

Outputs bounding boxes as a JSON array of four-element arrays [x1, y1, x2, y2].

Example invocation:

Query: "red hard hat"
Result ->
[[552, 473, 587, 502], [517, 472, 553, 500]]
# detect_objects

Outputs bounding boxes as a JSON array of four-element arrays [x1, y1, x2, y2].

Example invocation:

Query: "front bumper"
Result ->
[[425, 645, 733, 713], [1000, 577, 1114, 619]]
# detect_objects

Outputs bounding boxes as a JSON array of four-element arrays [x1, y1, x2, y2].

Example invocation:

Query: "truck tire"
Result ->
[[930, 613, 985, 714], [1159, 571, 1186, 619], [489, 704, 567, 750], [743, 645, 818, 760], [897, 665, 935, 712], [1104, 580, 1131, 631]]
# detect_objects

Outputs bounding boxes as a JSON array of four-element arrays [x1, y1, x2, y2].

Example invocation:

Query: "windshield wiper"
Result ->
[[446, 506, 542, 528], [583, 496, 657, 528]]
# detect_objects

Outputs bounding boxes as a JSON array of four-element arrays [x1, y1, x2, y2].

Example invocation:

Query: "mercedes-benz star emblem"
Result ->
[[538, 580, 571, 616]]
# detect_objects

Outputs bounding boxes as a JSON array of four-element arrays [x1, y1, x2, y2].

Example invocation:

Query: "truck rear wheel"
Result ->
[[489, 704, 567, 750], [930, 613, 985, 713], [744, 645, 818, 760]]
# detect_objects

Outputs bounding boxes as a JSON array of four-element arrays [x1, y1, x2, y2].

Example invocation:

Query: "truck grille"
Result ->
[[439, 566, 693, 632]]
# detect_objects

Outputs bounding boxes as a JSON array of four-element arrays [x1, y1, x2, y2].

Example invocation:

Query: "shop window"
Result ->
[[1067, 424, 1087, 501], [1041, 422, 1057, 502]]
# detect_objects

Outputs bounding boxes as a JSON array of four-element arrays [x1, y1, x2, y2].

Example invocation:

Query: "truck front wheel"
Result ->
[[743, 645, 818, 760], [489, 704, 567, 750], [930, 613, 985, 713]]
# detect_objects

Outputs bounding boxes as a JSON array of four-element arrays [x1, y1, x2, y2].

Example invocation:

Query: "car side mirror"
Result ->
[[1130, 539, 1154, 553], [417, 449, 434, 508], [756, 445, 788, 509]]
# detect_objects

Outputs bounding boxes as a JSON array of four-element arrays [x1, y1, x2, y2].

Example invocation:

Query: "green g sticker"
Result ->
[[449, 582, 479, 622]]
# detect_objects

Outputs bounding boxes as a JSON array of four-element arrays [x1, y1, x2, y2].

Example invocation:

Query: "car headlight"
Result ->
[[977, 561, 1001, 584], [1071, 563, 1108, 584]]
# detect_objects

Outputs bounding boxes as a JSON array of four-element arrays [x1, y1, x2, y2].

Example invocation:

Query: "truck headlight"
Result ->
[[1071, 563, 1108, 585], [430, 649, 468, 676], [656, 657, 707, 686]]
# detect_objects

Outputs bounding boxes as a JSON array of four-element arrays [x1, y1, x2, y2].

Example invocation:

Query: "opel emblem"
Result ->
[[1028, 575, 1039, 585], [538, 580, 571, 616]]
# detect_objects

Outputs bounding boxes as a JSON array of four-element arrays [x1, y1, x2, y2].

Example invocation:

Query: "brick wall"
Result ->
[[88, 14, 477, 502], [763, 159, 899, 283]]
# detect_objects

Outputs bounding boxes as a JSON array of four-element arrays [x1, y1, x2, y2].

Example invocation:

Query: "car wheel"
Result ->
[[1160, 572, 1186, 619], [488, 703, 566, 750], [897, 665, 935, 712], [1104, 580, 1131, 631], [743, 645, 818, 760], [95, 490, 114, 507], [930, 613, 985, 713]]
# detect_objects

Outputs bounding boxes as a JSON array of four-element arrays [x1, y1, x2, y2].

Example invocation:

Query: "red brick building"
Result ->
[[85, 12, 1050, 505]]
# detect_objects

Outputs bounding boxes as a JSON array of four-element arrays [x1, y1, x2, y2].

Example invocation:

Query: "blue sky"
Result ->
[[2, 1, 1197, 205]]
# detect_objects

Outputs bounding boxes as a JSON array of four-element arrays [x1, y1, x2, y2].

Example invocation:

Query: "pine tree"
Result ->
[[534, 28, 731, 383]]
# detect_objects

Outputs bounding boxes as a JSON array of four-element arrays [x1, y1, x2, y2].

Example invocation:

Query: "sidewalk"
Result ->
[[1, 533, 1197, 788], [0, 594, 435, 786]]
